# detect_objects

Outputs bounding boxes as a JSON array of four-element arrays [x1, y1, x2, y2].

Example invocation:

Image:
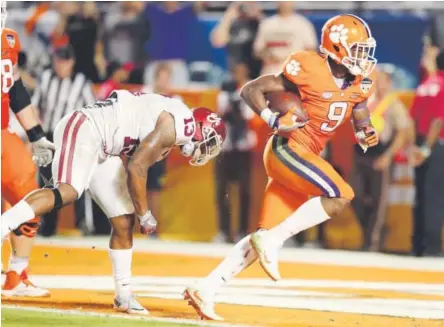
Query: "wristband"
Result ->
[[260, 108, 276, 128], [419, 145, 431, 158], [26, 125, 45, 142]]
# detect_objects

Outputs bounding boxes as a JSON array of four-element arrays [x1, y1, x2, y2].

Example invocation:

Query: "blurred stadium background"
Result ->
[[2, 1, 444, 327]]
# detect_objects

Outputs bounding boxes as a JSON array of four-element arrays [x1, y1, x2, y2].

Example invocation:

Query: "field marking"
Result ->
[[34, 236, 444, 272], [4, 275, 444, 320], [2, 305, 258, 327]]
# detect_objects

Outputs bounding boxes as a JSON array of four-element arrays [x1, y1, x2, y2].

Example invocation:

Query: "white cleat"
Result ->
[[113, 295, 149, 315], [2, 270, 51, 298], [250, 230, 281, 281], [183, 287, 223, 321]]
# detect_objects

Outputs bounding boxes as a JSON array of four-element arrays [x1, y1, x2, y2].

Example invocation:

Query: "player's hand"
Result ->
[[266, 111, 308, 132], [363, 126, 378, 147], [138, 210, 157, 235], [31, 137, 56, 167], [356, 126, 378, 152]]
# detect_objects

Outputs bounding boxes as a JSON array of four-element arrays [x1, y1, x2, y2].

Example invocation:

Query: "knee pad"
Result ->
[[51, 187, 64, 210]]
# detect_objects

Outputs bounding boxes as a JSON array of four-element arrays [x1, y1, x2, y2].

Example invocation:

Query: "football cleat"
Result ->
[[113, 295, 149, 315], [183, 287, 223, 321], [2, 269, 50, 297], [250, 230, 281, 281]]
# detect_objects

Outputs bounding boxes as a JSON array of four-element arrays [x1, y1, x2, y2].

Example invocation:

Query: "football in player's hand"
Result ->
[[265, 91, 308, 122]]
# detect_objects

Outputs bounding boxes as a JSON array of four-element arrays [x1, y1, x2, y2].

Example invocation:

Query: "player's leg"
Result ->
[[250, 136, 354, 280], [184, 179, 306, 320], [1, 112, 100, 243], [88, 156, 148, 315], [1, 130, 50, 297]]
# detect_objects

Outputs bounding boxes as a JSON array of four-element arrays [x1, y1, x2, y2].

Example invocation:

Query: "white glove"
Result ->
[[31, 137, 56, 167], [138, 210, 157, 234]]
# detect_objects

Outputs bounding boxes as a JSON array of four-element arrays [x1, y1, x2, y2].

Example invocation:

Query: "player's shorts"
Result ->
[[52, 111, 134, 218], [258, 135, 354, 229], [1, 128, 38, 205], [147, 158, 166, 191]]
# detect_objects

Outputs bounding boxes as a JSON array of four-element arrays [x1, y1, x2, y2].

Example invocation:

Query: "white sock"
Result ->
[[8, 255, 29, 274], [2, 200, 35, 233], [109, 248, 133, 299], [199, 234, 257, 296], [268, 197, 331, 245]]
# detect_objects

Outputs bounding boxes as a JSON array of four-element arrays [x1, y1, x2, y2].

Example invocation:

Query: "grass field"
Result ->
[[3, 237, 444, 327], [2, 308, 216, 327]]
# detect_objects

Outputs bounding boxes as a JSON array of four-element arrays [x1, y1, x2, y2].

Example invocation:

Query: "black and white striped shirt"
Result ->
[[32, 69, 96, 133]]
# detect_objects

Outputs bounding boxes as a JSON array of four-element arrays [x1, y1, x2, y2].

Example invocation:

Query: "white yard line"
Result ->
[[2, 305, 258, 327], [34, 236, 444, 272]]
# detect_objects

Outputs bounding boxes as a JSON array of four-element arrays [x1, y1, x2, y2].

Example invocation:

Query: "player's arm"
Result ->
[[351, 100, 379, 151], [10, 66, 55, 166], [240, 73, 299, 129], [126, 111, 176, 233]]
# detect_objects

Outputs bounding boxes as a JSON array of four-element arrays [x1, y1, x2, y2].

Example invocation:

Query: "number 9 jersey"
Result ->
[[281, 50, 376, 155], [1, 28, 21, 129]]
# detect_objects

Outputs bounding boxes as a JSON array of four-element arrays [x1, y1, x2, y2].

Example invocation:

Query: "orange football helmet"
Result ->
[[320, 14, 377, 78]]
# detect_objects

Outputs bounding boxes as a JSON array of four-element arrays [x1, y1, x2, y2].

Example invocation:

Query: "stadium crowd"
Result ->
[[3, 1, 444, 257]]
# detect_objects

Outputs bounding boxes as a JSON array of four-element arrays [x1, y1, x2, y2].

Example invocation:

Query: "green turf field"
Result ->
[[1, 308, 206, 327]]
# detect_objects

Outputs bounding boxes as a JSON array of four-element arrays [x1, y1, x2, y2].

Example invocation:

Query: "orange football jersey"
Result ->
[[281, 50, 376, 154], [1, 28, 21, 129]]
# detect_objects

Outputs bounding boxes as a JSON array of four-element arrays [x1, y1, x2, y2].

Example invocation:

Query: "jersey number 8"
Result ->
[[320, 102, 348, 132], [1, 59, 14, 93]]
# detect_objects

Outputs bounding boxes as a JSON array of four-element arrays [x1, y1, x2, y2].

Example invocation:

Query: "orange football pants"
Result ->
[[1, 129, 39, 224], [258, 135, 354, 229]]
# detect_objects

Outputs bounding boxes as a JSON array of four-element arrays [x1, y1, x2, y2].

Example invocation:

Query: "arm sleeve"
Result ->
[[9, 79, 31, 114]]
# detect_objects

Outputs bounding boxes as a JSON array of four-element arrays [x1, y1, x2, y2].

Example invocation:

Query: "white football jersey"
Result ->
[[79, 90, 195, 156]]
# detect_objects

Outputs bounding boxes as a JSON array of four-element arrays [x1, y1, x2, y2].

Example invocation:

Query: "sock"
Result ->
[[268, 196, 331, 245], [199, 234, 257, 296], [2, 200, 36, 233], [8, 256, 29, 274], [109, 248, 133, 299]]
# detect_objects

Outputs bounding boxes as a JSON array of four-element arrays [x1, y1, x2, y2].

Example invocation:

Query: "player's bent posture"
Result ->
[[1, 24, 55, 296], [184, 14, 379, 321], [2, 90, 226, 314]]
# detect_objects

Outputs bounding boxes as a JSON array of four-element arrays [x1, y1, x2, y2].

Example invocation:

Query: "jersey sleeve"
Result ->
[[281, 51, 311, 88], [166, 100, 195, 145]]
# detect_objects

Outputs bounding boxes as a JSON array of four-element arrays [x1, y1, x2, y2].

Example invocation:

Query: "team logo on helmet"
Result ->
[[329, 24, 349, 44], [206, 113, 222, 125]]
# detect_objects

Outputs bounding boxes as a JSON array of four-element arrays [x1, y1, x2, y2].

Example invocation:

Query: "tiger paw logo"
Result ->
[[329, 24, 348, 44], [285, 60, 301, 76]]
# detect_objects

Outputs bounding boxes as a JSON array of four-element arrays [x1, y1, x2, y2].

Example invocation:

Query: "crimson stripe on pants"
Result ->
[[65, 113, 87, 184], [58, 111, 80, 183]]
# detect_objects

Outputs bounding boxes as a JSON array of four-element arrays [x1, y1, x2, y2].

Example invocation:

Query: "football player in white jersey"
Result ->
[[1, 90, 227, 314]]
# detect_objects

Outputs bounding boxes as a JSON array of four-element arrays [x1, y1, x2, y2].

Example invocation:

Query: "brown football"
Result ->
[[265, 91, 308, 122]]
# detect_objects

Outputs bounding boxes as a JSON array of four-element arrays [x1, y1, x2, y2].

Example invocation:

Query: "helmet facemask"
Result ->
[[181, 125, 223, 166], [342, 38, 377, 77], [190, 126, 222, 166]]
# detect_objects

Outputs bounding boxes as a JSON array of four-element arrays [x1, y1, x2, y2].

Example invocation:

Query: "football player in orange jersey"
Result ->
[[184, 14, 379, 320], [1, 2, 55, 297]]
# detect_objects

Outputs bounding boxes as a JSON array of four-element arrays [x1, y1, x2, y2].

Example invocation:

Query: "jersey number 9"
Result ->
[[320, 102, 348, 132]]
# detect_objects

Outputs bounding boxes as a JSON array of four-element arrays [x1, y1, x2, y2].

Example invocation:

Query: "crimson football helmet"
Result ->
[[180, 107, 226, 166]]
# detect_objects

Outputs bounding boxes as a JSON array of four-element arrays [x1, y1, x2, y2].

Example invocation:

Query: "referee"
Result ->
[[31, 44, 105, 236], [410, 50, 444, 257]]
